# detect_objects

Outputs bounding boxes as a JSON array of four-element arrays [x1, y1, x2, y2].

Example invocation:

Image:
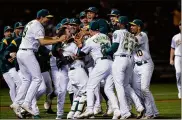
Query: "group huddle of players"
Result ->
[[0, 6, 161, 119]]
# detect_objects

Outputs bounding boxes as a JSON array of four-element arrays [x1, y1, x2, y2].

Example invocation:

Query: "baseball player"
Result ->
[[107, 9, 120, 33], [0, 26, 13, 74], [10, 9, 67, 118], [44, 18, 70, 112], [102, 16, 145, 119], [77, 21, 120, 119], [170, 21, 181, 99], [130, 19, 159, 119], [51, 24, 72, 119], [12, 22, 24, 39], [85, 7, 113, 115], [0, 26, 21, 103], [79, 11, 89, 31]]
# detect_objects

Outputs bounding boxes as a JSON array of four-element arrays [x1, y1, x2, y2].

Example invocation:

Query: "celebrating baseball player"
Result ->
[[170, 21, 181, 99], [130, 19, 159, 119], [10, 9, 68, 118]]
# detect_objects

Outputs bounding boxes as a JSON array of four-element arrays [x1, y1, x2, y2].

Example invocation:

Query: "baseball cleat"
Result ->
[[136, 108, 145, 119], [44, 101, 51, 110], [21, 103, 35, 116], [79, 109, 94, 118], [56, 115, 62, 119], [112, 109, 121, 119], [94, 107, 102, 115], [32, 115, 41, 119], [46, 108, 56, 114], [178, 93, 181, 99], [73, 111, 81, 119], [120, 112, 132, 119], [67, 111, 75, 119], [10, 103, 23, 119]]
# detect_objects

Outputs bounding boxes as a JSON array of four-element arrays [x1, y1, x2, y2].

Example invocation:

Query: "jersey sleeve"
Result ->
[[171, 36, 176, 49], [135, 32, 145, 45], [81, 39, 91, 54], [112, 31, 121, 43]]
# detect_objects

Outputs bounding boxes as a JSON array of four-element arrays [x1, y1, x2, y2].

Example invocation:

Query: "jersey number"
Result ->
[[136, 50, 143, 56], [22, 27, 28, 38]]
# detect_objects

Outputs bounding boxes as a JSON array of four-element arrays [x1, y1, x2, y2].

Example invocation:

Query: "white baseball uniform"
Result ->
[[14, 19, 44, 107], [171, 33, 181, 98], [81, 33, 119, 113], [112, 29, 144, 117], [132, 32, 159, 116]]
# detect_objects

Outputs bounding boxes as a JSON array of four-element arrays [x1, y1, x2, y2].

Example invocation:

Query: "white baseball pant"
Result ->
[[174, 56, 181, 98], [132, 59, 158, 116], [51, 65, 69, 116], [15, 50, 43, 106], [86, 59, 118, 112]]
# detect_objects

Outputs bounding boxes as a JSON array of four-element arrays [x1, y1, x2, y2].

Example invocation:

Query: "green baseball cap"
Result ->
[[69, 18, 80, 25], [60, 18, 69, 25], [37, 9, 53, 18], [4, 26, 13, 33], [14, 22, 24, 29], [89, 21, 99, 31], [85, 7, 98, 14], [79, 11, 86, 18], [118, 16, 128, 25], [107, 9, 120, 16], [129, 19, 144, 28]]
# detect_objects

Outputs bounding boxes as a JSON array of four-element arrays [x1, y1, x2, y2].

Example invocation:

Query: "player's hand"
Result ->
[[10, 52, 16, 59], [8, 58, 14, 63], [59, 35, 68, 42], [170, 60, 174, 66]]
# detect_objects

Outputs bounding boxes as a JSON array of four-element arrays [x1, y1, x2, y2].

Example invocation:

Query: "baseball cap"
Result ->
[[107, 9, 120, 16], [89, 21, 99, 31], [4, 26, 13, 33], [79, 11, 86, 18], [118, 16, 128, 25], [37, 9, 53, 18], [129, 19, 144, 28], [55, 23, 62, 30], [69, 18, 80, 25], [60, 18, 70, 25], [85, 7, 98, 14], [14, 22, 24, 29]]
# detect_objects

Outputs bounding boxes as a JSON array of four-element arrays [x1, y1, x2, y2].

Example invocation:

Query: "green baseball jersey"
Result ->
[[4, 37, 22, 71], [0, 37, 15, 74]]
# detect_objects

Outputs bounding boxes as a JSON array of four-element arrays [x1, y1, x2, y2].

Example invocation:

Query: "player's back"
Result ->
[[113, 29, 137, 56], [19, 20, 44, 51], [84, 33, 111, 62], [134, 31, 152, 62]]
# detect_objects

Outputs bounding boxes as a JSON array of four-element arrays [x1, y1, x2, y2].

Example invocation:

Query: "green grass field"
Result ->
[[0, 83, 181, 119]]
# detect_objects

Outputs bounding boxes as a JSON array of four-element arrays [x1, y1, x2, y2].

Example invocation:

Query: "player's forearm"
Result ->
[[39, 39, 60, 45], [170, 48, 175, 61], [104, 43, 119, 55]]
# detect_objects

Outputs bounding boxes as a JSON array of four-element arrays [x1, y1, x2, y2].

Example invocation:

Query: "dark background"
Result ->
[[0, 0, 181, 87]]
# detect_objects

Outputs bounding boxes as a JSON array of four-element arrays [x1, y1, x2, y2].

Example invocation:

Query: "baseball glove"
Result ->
[[74, 30, 90, 47]]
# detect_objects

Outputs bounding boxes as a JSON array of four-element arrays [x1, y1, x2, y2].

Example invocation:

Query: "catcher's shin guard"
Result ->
[[77, 94, 87, 113], [71, 96, 81, 112]]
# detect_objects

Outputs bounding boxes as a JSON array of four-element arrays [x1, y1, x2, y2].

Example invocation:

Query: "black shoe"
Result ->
[[32, 115, 41, 119], [136, 110, 145, 119], [46, 109, 56, 114]]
